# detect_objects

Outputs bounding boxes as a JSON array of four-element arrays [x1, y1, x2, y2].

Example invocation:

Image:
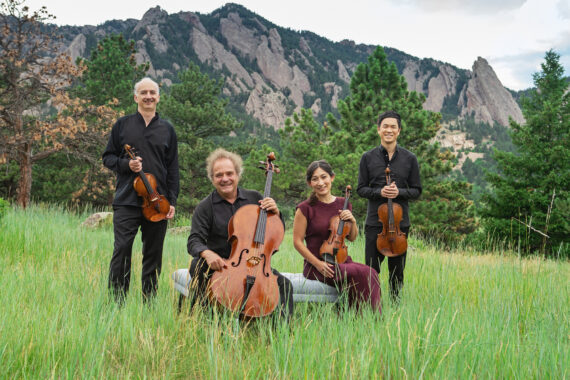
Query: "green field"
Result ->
[[0, 205, 568, 378]]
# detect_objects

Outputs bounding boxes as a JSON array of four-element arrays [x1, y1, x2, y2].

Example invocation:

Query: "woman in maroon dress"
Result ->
[[293, 160, 382, 313]]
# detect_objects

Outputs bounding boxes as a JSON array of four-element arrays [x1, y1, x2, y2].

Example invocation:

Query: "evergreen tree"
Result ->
[[279, 46, 476, 244], [159, 63, 242, 212], [237, 109, 330, 220], [75, 34, 149, 112], [482, 50, 569, 256], [279, 109, 330, 199]]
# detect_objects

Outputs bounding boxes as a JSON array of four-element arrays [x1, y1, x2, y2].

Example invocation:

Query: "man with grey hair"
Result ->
[[133, 77, 160, 95], [102, 77, 179, 303], [187, 148, 294, 320]]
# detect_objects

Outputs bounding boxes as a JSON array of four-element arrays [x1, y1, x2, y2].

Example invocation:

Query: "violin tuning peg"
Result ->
[[274, 168, 281, 174], [258, 165, 265, 170]]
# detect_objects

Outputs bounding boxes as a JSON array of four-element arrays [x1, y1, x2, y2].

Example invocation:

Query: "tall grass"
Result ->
[[0, 205, 568, 378]]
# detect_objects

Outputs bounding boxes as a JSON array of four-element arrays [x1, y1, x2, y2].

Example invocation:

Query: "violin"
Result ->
[[319, 185, 352, 265], [376, 167, 407, 257], [208, 152, 283, 318], [124, 144, 171, 222]]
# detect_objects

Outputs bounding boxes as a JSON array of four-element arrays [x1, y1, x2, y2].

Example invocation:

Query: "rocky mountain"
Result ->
[[58, 3, 524, 133]]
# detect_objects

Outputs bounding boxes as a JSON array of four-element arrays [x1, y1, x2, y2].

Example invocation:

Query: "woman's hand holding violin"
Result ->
[[338, 209, 356, 223], [338, 209, 358, 241], [314, 260, 335, 278]]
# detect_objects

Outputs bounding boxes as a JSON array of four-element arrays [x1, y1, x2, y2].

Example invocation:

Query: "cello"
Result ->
[[208, 152, 283, 318], [376, 167, 407, 257], [124, 144, 170, 222], [319, 185, 352, 265]]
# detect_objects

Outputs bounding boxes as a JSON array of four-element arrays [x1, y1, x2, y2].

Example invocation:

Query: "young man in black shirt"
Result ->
[[357, 110, 421, 302], [187, 148, 293, 319], [102, 77, 179, 302]]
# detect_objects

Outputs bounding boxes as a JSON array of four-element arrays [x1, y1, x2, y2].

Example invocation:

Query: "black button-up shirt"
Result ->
[[102, 112, 179, 207], [188, 188, 284, 259], [357, 145, 421, 228]]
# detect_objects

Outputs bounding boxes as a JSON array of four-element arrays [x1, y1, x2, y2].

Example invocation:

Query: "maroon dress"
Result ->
[[297, 198, 381, 313]]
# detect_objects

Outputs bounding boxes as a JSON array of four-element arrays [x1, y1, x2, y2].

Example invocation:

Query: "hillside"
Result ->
[[57, 3, 524, 133]]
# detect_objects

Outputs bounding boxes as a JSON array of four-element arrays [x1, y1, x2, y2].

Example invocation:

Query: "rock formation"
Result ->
[[191, 27, 254, 88], [66, 34, 86, 62], [81, 212, 113, 228], [56, 4, 525, 130], [245, 73, 289, 128], [459, 57, 524, 126], [403, 57, 523, 126]]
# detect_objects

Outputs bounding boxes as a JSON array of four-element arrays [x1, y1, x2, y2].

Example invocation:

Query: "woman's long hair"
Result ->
[[305, 160, 335, 205]]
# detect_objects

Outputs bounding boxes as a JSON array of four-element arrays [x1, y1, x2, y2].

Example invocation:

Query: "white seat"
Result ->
[[172, 268, 192, 297], [171, 268, 339, 303]]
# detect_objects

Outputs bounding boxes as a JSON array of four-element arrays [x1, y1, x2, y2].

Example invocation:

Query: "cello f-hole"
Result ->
[[260, 253, 271, 277], [232, 248, 249, 267]]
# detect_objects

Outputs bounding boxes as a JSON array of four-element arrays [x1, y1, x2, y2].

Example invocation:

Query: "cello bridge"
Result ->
[[247, 256, 262, 266]]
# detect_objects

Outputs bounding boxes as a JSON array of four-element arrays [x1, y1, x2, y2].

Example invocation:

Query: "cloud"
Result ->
[[557, 0, 570, 19], [490, 39, 570, 90], [551, 30, 570, 52], [393, 0, 528, 13], [490, 51, 545, 88]]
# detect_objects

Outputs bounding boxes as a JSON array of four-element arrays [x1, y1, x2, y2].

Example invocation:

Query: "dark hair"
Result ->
[[305, 160, 335, 205], [377, 110, 401, 129]]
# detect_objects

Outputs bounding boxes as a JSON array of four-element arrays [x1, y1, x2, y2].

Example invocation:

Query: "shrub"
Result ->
[[0, 197, 9, 222]]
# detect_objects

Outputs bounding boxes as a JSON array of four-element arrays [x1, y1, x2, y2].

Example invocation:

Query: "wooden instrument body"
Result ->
[[376, 168, 407, 257], [133, 173, 171, 222], [319, 215, 350, 264], [124, 144, 170, 222], [318, 186, 352, 265], [376, 201, 407, 257], [208, 205, 283, 317], [207, 152, 282, 319]]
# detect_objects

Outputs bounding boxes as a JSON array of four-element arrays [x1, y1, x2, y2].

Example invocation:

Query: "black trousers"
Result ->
[[364, 225, 409, 301], [189, 256, 294, 320], [108, 206, 168, 301]]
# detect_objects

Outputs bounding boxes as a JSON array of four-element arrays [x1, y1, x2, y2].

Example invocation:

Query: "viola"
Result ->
[[124, 144, 170, 222], [208, 152, 283, 318], [319, 185, 352, 265], [376, 167, 407, 257]]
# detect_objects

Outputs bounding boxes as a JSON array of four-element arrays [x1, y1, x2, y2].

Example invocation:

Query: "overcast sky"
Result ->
[[24, 0, 570, 90]]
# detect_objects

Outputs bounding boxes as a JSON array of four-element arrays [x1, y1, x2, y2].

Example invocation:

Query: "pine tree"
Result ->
[[482, 50, 569, 256], [159, 63, 242, 212], [279, 46, 476, 244], [75, 34, 149, 113]]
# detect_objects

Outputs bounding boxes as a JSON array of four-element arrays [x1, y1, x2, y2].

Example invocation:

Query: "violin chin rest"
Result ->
[[322, 254, 336, 265]]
